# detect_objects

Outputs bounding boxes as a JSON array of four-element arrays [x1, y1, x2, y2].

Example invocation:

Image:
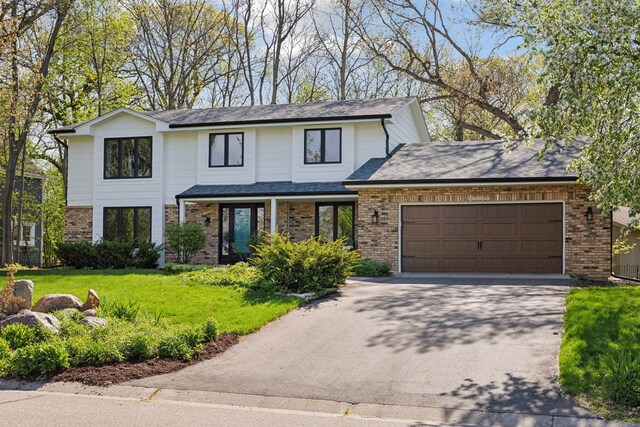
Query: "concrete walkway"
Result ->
[[127, 278, 591, 420]]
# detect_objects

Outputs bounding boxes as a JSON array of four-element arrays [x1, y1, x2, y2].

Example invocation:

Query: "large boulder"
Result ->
[[82, 289, 100, 311], [81, 316, 107, 328], [13, 280, 34, 311], [33, 294, 83, 313], [0, 310, 60, 334]]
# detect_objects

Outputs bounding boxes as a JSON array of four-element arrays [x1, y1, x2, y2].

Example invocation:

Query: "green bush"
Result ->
[[158, 335, 193, 360], [162, 263, 211, 274], [56, 240, 161, 269], [180, 326, 205, 348], [0, 324, 42, 350], [180, 263, 257, 287], [202, 319, 219, 341], [250, 233, 360, 294], [602, 351, 640, 406], [11, 341, 70, 377], [103, 299, 140, 321], [0, 338, 12, 375], [164, 222, 206, 264], [351, 259, 392, 277], [67, 339, 123, 366], [122, 333, 158, 360]]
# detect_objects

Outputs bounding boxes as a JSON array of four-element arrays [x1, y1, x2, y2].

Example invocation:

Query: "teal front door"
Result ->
[[219, 204, 264, 263]]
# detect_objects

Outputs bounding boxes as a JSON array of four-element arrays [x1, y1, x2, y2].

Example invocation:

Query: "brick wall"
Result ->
[[356, 184, 611, 279], [164, 203, 219, 264], [65, 206, 93, 242]]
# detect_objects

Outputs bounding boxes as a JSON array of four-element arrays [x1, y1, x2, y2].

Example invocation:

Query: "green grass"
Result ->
[[559, 286, 640, 419], [11, 269, 302, 335]]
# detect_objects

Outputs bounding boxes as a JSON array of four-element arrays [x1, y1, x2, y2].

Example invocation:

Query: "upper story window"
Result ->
[[304, 128, 341, 164], [104, 137, 152, 179], [209, 133, 244, 167], [103, 207, 151, 242]]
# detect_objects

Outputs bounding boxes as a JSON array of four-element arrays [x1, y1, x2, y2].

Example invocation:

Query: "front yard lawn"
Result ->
[[15, 269, 302, 335], [559, 286, 640, 420]]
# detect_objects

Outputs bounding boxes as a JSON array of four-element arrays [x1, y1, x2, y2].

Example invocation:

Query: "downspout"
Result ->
[[380, 118, 390, 157]]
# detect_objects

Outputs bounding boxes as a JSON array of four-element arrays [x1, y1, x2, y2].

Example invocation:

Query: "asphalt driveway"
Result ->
[[129, 277, 590, 418]]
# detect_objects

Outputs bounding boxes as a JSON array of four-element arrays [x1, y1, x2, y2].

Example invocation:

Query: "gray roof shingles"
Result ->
[[346, 140, 583, 184], [177, 181, 355, 199], [50, 97, 414, 133]]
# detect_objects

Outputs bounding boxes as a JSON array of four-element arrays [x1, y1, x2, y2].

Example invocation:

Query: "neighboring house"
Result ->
[[0, 163, 45, 267], [613, 207, 640, 279], [50, 97, 611, 279]]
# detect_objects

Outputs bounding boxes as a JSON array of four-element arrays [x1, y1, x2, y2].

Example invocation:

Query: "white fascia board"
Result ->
[[344, 180, 578, 190], [159, 118, 385, 133]]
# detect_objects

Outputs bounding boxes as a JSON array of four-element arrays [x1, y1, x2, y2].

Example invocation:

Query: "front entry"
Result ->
[[401, 203, 564, 273], [219, 204, 265, 263]]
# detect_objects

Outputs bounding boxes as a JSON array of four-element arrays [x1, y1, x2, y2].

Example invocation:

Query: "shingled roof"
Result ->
[[50, 97, 416, 133], [346, 140, 583, 185], [176, 181, 355, 200]]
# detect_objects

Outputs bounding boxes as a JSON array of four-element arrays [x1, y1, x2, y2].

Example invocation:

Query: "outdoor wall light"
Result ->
[[585, 207, 594, 221], [204, 214, 211, 226], [371, 210, 379, 225]]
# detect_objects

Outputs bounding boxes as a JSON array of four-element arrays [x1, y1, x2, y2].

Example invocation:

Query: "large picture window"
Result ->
[[315, 202, 354, 247], [103, 207, 151, 242], [304, 128, 341, 164], [209, 133, 244, 167], [104, 137, 152, 179]]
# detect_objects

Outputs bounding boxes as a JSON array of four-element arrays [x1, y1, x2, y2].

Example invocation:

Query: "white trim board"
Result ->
[[397, 200, 566, 275]]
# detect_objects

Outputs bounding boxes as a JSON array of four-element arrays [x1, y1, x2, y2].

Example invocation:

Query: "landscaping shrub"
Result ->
[[602, 351, 640, 407], [250, 233, 359, 293], [0, 324, 42, 350], [158, 335, 193, 360], [103, 299, 141, 321], [202, 319, 219, 341], [180, 326, 205, 348], [351, 259, 392, 277], [56, 240, 161, 269], [10, 341, 70, 377], [180, 263, 257, 287], [0, 338, 12, 375], [122, 333, 158, 360], [67, 339, 123, 366], [164, 222, 206, 264], [162, 263, 211, 274]]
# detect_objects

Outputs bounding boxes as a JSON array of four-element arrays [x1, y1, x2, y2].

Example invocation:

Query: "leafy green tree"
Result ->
[[42, 168, 66, 266], [164, 222, 206, 264], [502, 0, 640, 225]]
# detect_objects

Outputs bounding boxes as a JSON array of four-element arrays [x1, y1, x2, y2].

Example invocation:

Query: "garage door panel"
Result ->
[[401, 203, 563, 274], [403, 223, 440, 237], [402, 257, 439, 271], [482, 239, 518, 254], [443, 240, 480, 255], [443, 222, 478, 237], [403, 240, 440, 255], [442, 258, 479, 272]]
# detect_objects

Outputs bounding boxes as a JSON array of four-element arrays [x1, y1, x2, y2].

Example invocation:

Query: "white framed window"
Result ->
[[15, 222, 36, 247]]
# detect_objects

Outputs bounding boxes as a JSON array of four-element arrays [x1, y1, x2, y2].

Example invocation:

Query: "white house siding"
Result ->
[[256, 127, 292, 182], [164, 131, 198, 204], [354, 122, 386, 168], [67, 136, 94, 206], [196, 128, 256, 185], [291, 123, 356, 183], [90, 113, 165, 248], [388, 104, 424, 148]]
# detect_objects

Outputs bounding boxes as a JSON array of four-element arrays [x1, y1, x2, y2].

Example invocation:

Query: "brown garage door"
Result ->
[[401, 203, 563, 273]]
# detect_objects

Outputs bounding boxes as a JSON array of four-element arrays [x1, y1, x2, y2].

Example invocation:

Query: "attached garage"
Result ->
[[401, 203, 564, 274]]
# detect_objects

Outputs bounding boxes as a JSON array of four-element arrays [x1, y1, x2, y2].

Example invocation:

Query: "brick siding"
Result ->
[[64, 206, 93, 242], [356, 184, 611, 280]]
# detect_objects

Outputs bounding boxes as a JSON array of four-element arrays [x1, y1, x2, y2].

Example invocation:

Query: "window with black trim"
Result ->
[[103, 207, 151, 242], [304, 128, 341, 164], [315, 202, 354, 247], [104, 137, 152, 178], [209, 133, 244, 167]]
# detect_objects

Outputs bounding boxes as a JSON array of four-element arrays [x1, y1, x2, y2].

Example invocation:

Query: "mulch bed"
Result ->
[[49, 333, 239, 386]]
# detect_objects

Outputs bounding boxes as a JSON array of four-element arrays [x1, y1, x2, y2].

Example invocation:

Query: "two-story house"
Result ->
[[51, 97, 612, 280]]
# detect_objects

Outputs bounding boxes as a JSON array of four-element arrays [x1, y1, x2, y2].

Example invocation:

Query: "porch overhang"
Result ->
[[175, 181, 357, 203]]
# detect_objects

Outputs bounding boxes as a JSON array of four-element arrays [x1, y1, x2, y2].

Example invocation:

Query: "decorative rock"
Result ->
[[82, 309, 97, 318], [0, 310, 60, 334], [33, 294, 83, 313], [82, 289, 100, 311], [13, 280, 34, 311], [81, 316, 108, 328]]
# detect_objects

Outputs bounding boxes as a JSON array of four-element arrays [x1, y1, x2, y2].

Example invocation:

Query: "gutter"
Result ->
[[344, 176, 578, 188], [381, 118, 390, 156]]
